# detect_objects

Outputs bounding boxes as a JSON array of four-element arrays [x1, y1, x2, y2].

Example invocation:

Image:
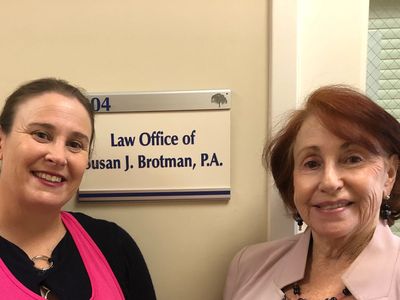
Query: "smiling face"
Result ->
[[293, 115, 397, 240], [0, 92, 92, 209]]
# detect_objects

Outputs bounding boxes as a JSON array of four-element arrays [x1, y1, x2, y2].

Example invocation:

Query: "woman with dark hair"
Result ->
[[0, 78, 156, 299], [224, 85, 400, 299]]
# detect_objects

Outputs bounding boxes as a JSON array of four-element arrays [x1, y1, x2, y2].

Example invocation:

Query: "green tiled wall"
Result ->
[[367, 0, 400, 235]]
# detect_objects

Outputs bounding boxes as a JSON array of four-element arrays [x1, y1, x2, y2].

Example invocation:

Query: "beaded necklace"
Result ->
[[282, 283, 352, 300]]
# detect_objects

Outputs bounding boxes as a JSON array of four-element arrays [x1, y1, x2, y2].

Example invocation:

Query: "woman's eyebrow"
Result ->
[[294, 145, 320, 158], [28, 122, 89, 142]]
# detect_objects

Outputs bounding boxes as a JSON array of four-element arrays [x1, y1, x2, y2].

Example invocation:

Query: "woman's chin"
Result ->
[[310, 223, 357, 241]]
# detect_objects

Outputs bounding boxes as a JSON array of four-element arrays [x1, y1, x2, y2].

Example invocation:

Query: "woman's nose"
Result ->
[[319, 163, 343, 194], [44, 143, 67, 166]]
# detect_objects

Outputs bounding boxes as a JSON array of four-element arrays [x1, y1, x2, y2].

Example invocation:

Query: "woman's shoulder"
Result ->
[[68, 211, 120, 229], [66, 211, 136, 249], [64, 212, 156, 298], [224, 233, 305, 299], [65, 211, 145, 270], [232, 234, 302, 272]]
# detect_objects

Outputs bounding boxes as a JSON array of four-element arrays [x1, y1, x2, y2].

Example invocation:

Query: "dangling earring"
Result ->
[[381, 194, 392, 220], [295, 213, 303, 231]]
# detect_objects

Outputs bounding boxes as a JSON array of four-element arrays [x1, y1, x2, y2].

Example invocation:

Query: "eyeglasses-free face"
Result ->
[[0, 92, 92, 210], [292, 115, 397, 241]]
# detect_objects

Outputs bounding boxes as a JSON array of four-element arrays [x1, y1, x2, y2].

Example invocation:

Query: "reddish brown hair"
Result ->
[[264, 85, 400, 225]]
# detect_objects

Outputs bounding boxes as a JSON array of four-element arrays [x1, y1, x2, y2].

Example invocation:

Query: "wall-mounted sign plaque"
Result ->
[[78, 89, 231, 201]]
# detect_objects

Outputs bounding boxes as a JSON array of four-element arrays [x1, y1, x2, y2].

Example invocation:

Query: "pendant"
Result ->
[[31, 255, 54, 271]]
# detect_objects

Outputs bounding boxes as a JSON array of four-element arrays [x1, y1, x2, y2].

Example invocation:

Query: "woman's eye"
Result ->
[[304, 160, 320, 169], [67, 141, 84, 152], [346, 155, 363, 164], [32, 131, 50, 142]]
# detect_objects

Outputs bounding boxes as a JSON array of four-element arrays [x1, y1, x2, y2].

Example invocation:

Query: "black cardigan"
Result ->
[[0, 212, 156, 300]]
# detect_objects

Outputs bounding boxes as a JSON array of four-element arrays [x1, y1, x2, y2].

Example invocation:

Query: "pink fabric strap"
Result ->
[[0, 259, 43, 299], [0, 212, 125, 299], [61, 211, 125, 299]]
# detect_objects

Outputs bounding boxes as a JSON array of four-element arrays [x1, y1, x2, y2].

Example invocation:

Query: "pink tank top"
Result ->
[[0, 211, 125, 299]]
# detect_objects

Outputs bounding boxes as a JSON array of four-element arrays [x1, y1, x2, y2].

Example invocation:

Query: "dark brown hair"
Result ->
[[264, 85, 400, 225], [0, 78, 95, 155]]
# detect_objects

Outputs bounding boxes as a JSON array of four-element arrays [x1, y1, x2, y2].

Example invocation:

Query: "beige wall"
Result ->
[[268, 0, 370, 239], [0, 1, 268, 299], [298, 0, 369, 98]]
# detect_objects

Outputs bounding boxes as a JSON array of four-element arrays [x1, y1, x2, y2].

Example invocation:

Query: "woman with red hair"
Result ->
[[224, 85, 400, 299]]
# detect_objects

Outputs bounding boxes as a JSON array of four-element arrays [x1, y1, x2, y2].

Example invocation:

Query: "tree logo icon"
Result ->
[[211, 93, 228, 107]]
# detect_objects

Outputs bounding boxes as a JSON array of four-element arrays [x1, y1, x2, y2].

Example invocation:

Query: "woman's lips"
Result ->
[[33, 171, 65, 183], [313, 200, 353, 210]]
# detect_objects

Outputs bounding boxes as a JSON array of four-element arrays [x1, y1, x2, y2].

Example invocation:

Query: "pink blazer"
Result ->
[[224, 221, 400, 300]]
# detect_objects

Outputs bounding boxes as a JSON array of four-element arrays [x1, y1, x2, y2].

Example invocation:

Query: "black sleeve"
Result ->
[[71, 212, 157, 300]]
